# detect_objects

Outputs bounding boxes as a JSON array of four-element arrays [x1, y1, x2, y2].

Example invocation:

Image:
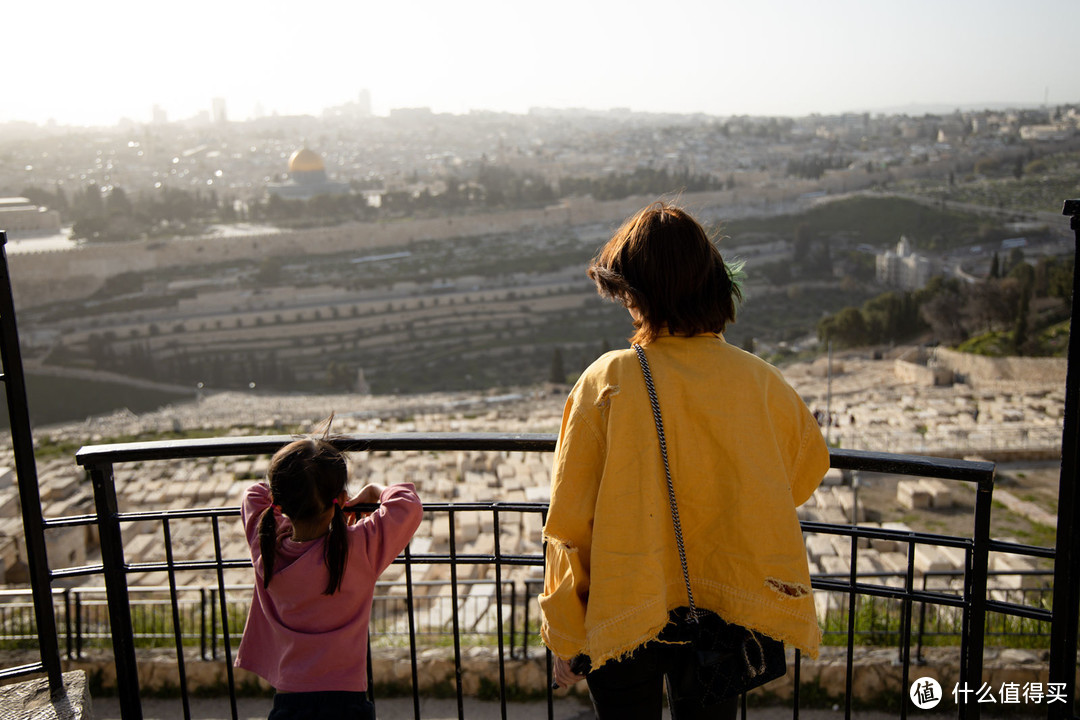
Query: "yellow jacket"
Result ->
[[539, 334, 829, 668]]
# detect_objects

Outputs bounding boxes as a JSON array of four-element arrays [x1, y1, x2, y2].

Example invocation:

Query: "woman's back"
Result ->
[[236, 481, 422, 693], [542, 333, 828, 667]]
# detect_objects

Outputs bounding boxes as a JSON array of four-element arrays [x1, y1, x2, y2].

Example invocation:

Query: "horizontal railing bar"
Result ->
[[801, 521, 976, 548], [110, 501, 552, 524], [984, 600, 1054, 622], [413, 502, 551, 512], [75, 433, 995, 483], [986, 538, 1057, 560], [103, 509, 985, 546], [49, 564, 107, 580], [41, 514, 99, 529], [827, 447, 996, 482], [813, 569, 1054, 581], [124, 560, 253, 573], [115, 507, 241, 522], [75, 433, 559, 466], [812, 579, 967, 607], [391, 554, 545, 567], [924, 568, 1054, 578], [119, 554, 547, 574], [9, 569, 1048, 603], [0, 662, 46, 680], [0, 578, 529, 602]]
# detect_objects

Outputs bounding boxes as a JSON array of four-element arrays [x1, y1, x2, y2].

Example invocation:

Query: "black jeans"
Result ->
[[585, 642, 739, 720], [267, 691, 374, 720]]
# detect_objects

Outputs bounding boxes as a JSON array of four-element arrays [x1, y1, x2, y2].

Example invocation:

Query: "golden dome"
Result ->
[[288, 148, 325, 173]]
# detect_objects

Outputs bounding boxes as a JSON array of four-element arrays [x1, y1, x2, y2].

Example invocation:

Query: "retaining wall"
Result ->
[[50, 646, 1071, 707], [934, 348, 1066, 388]]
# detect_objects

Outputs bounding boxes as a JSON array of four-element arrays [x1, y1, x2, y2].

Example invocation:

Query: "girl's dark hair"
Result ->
[[258, 424, 349, 595], [587, 201, 742, 345]]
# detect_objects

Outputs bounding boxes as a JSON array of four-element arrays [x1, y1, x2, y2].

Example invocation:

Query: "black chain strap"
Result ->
[[633, 343, 700, 623]]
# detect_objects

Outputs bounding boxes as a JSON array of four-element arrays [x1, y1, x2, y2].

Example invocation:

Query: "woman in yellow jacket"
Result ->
[[539, 202, 830, 719]]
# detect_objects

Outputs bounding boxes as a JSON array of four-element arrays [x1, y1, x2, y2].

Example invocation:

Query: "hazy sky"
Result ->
[[6, 0, 1078, 127]]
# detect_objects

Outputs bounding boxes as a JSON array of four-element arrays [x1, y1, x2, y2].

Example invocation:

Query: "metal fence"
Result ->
[[57, 434, 1037, 720], [0, 570, 1056, 663]]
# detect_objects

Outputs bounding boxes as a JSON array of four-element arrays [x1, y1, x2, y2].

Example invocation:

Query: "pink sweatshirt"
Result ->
[[234, 482, 422, 692]]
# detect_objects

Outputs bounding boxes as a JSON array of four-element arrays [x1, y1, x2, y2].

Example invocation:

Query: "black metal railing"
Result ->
[[61, 434, 1040, 720], [0, 569, 1055, 664], [0, 231, 62, 692], [1050, 198, 1080, 720]]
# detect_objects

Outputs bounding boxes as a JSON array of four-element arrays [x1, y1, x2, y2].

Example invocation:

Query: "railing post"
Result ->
[[63, 589, 72, 660], [86, 461, 142, 719], [0, 232, 62, 693], [74, 592, 82, 659], [523, 579, 531, 659], [1049, 198, 1080, 720], [200, 587, 207, 661], [211, 588, 218, 660], [509, 580, 517, 659], [961, 471, 993, 720], [916, 575, 928, 665]]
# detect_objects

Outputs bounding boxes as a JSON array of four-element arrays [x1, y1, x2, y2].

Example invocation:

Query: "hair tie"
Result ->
[[725, 258, 747, 295], [332, 498, 339, 506]]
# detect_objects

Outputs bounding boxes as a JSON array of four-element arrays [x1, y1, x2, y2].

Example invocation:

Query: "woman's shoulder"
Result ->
[[573, 348, 638, 389]]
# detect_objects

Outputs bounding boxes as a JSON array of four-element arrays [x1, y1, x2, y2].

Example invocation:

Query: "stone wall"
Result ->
[[934, 347, 1066, 388], [56, 646, 1072, 707], [894, 347, 954, 387], [0, 671, 92, 719], [6, 186, 813, 309]]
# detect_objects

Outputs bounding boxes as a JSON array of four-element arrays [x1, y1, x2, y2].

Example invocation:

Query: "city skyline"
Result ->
[[6, 0, 1079, 128]]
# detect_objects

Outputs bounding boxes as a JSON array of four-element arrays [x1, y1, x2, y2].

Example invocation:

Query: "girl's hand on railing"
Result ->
[[346, 484, 385, 520]]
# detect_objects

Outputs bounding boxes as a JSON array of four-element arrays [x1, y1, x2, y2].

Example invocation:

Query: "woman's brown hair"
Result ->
[[587, 201, 742, 345], [257, 425, 349, 595]]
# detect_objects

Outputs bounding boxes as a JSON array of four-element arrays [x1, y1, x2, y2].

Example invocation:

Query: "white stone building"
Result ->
[[876, 235, 934, 290]]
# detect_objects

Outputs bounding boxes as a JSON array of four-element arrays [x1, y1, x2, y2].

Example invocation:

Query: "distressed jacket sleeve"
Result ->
[[538, 393, 605, 660]]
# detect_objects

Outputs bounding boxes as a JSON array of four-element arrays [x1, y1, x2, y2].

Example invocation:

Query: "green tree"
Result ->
[[818, 306, 868, 348], [1008, 261, 1035, 295], [106, 186, 133, 216], [1006, 247, 1025, 275], [1012, 288, 1031, 354]]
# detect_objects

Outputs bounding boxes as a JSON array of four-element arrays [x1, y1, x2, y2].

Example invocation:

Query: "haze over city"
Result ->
[[7, 0, 1079, 127]]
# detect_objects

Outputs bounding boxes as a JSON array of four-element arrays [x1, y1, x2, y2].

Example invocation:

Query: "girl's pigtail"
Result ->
[[323, 502, 349, 595], [258, 506, 278, 588]]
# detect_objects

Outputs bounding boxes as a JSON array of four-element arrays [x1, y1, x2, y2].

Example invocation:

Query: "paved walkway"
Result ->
[[90, 695, 596, 720], [89, 695, 910, 720]]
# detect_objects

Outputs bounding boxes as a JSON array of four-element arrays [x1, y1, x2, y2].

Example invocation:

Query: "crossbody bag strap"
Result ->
[[632, 343, 700, 622]]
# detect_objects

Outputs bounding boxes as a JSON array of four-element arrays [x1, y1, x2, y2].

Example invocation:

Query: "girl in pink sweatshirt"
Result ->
[[235, 432, 423, 720]]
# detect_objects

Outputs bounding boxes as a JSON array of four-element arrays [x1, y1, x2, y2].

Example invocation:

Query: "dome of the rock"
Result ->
[[288, 148, 325, 173]]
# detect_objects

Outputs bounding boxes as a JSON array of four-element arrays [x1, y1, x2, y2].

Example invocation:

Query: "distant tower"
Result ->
[[358, 89, 372, 117], [212, 97, 228, 124], [152, 104, 167, 124]]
